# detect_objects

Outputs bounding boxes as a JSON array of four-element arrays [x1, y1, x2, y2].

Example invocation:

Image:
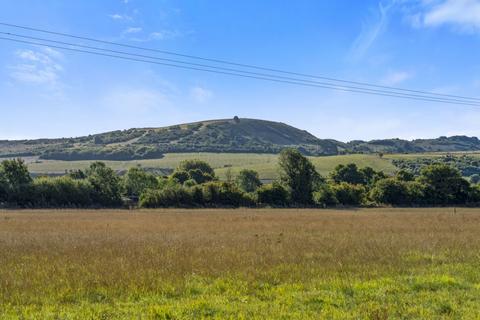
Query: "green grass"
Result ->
[[23, 152, 397, 181], [2, 208, 480, 319]]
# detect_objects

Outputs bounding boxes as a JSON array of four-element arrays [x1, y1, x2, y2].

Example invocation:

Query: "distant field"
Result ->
[[15, 153, 398, 180], [1, 208, 480, 319]]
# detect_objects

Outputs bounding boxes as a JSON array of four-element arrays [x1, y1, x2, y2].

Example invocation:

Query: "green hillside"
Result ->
[[0, 118, 340, 160], [1, 117, 480, 161]]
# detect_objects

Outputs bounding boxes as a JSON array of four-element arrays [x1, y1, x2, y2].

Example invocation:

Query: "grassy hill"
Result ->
[[0, 118, 340, 160], [1, 117, 480, 161]]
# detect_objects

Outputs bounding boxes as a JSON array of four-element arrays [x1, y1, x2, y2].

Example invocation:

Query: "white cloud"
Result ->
[[124, 27, 142, 34], [9, 48, 64, 88], [349, 1, 397, 61], [149, 30, 181, 40], [423, 0, 480, 31], [381, 71, 412, 85], [190, 87, 213, 103], [109, 13, 132, 21]]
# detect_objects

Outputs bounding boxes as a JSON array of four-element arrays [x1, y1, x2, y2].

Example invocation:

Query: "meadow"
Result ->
[[1, 208, 480, 319], [20, 152, 480, 181], [21, 153, 399, 181]]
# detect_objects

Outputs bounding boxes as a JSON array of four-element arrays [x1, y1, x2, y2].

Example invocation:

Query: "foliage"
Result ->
[[202, 181, 253, 207], [32, 176, 93, 207], [313, 184, 338, 207], [417, 164, 472, 205], [175, 159, 215, 184], [255, 182, 289, 207], [86, 162, 122, 206], [331, 182, 366, 206], [139, 185, 194, 208], [122, 167, 158, 198], [278, 148, 321, 204], [236, 169, 262, 192], [369, 178, 412, 206]]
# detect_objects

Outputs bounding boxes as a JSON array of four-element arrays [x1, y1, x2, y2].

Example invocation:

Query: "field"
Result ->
[[16, 153, 401, 180], [13, 152, 480, 181], [1, 208, 480, 319]]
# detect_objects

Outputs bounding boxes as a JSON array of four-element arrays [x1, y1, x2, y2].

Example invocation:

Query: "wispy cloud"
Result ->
[[349, 1, 397, 61], [405, 0, 480, 33], [109, 13, 132, 21], [9, 48, 64, 88], [190, 87, 213, 103], [381, 70, 413, 85], [123, 27, 142, 34], [424, 0, 480, 32]]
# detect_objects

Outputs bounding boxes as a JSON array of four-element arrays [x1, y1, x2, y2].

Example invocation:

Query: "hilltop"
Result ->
[[0, 118, 340, 160], [1, 117, 479, 161]]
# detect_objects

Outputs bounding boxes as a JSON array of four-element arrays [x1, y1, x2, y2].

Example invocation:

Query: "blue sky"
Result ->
[[1, 0, 480, 141]]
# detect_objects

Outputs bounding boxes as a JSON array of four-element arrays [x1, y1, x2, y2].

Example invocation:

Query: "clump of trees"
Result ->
[[1, 150, 480, 209]]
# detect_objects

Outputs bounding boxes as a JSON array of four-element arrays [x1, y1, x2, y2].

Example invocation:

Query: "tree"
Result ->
[[86, 162, 122, 206], [370, 178, 411, 206], [175, 159, 215, 184], [278, 148, 320, 204], [313, 184, 338, 207], [396, 169, 415, 182], [330, 163, 366, 185], [171, 170, 190, 184], [123, 167, 158, 198], [256, 182, 289, 207], [332, 182, 365, 206], [418, 164, 471, 205], [0, 159, 33, 204], [236, 169, 262, 192]]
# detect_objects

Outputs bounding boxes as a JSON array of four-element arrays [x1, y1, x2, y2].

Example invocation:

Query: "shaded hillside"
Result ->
[[0, 118, 340, 160], [345, 136, 480, 154]]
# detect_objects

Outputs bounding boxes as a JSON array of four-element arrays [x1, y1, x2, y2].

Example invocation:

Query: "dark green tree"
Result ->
[[256, 182, 289, 207], [330, 163, 366, 185], [370, 178, 411, 205], [236, 169, 262, 192], [86, 162, 122, 206], [123, 167, 158, 198], [278, 148, 320, 204], [418, 164, 471, 205], [0, 159, 33, 204]]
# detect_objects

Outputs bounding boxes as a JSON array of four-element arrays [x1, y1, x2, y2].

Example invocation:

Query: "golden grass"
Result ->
[[1, 208, 480, 319]]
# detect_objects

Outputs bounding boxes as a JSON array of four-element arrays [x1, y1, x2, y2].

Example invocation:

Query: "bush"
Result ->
[[370, 178, 411, 206], [139, 185, 194, 208], [313, 184, 338, 207], [332, 182, 365, 206], [256, 182, 289, 207], [33, 176, 93, 207], [171, 170, 190, 184], [122, 167, 158, 198], [202, 182, 252, 207]]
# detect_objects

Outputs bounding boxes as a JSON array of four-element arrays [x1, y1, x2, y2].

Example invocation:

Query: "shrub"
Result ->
[[370, 178, 411, 206], [313, 184, 338, 207], [202, 182, 252, 207], [256, 182, 289, 207], [139, 185, 193, 208], [171, 170, 190, 184], [332, 182, 365, 206], [33, 176, 93, 207], [122, 167, 158, 198]]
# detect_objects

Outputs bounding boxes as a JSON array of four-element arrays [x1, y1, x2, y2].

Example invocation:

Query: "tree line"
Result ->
[[1, 148, 479, 208]]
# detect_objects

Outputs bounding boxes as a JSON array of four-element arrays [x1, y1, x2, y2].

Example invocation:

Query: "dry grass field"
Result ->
[[1, 208, 480, 319]]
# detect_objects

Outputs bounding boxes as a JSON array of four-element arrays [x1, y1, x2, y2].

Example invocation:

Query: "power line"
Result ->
[[2, 36, 480, 108], [1, 21, 479, 103], [2, 31, 478, 105]]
